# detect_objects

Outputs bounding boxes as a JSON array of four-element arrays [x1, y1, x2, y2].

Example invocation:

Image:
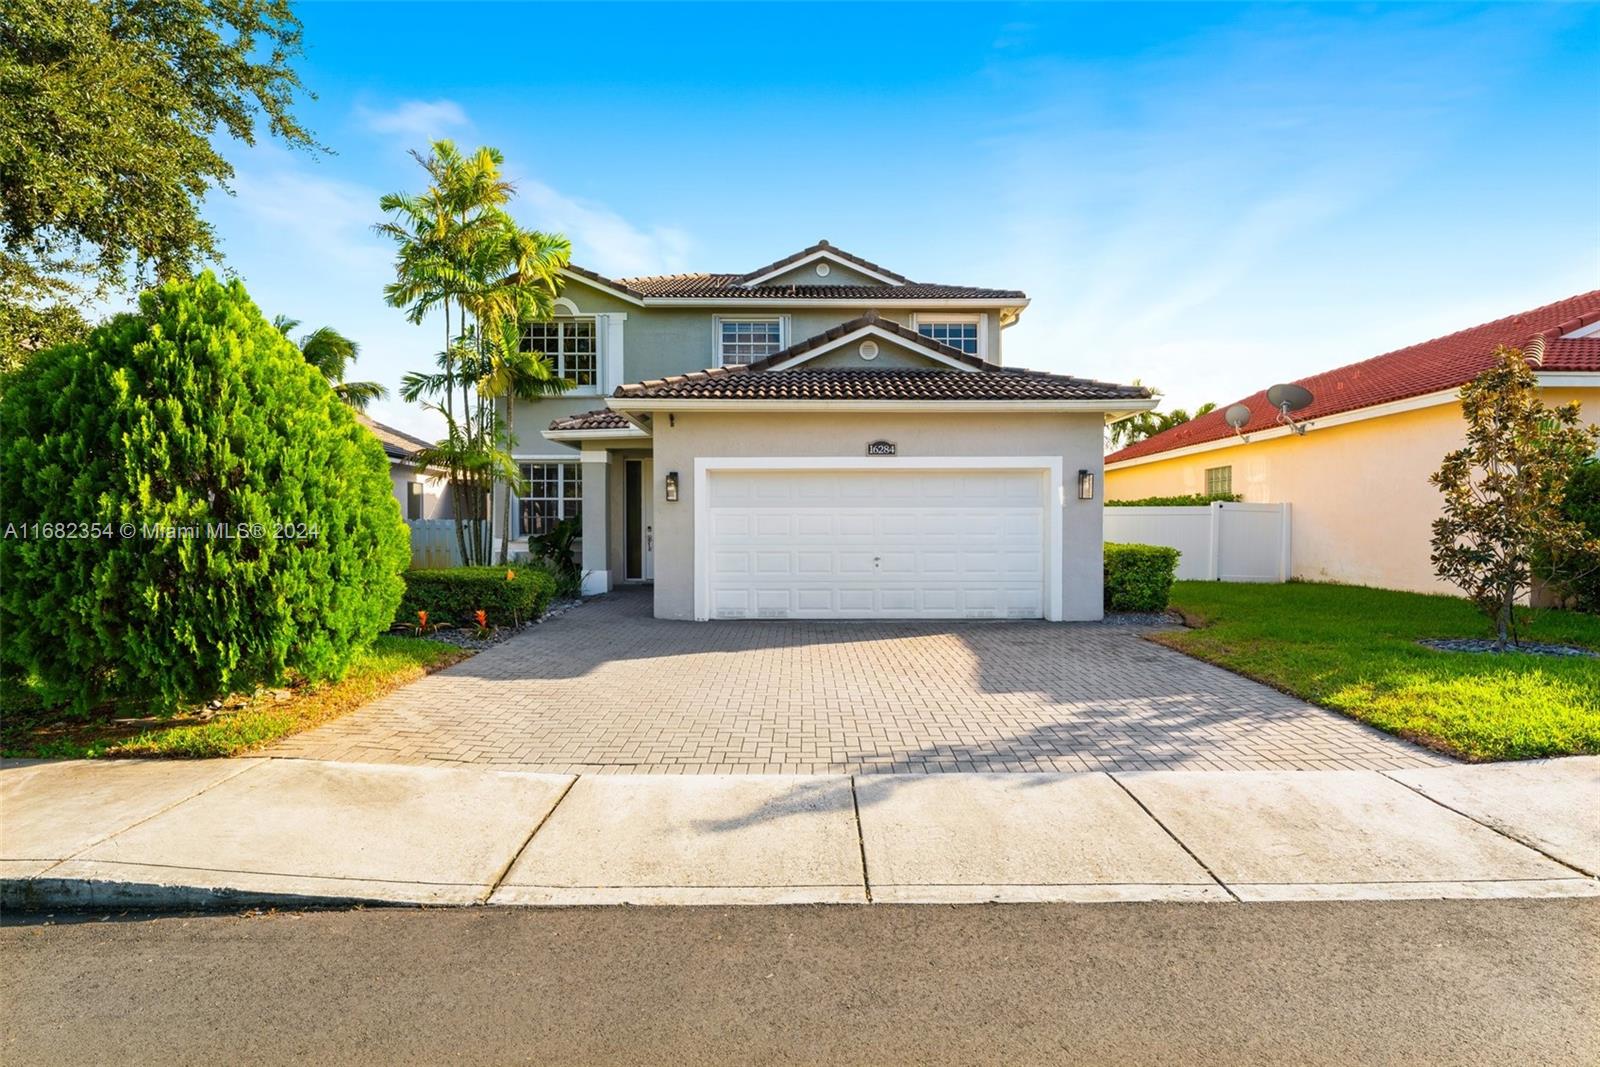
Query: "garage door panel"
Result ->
[[705, 469, 1049, 620]]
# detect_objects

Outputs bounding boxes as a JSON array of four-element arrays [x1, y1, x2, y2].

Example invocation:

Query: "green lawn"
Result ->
[[1, 637, 467, 760], [1156, 582, 1600, 762]]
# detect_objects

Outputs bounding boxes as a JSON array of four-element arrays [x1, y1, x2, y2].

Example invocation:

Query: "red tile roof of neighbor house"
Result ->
[[1105, 290, 1600, 464]]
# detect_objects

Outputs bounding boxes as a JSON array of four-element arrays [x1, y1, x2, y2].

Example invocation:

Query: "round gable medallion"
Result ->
[[815, 262, 831, 277], [859, 340, 879, 361]]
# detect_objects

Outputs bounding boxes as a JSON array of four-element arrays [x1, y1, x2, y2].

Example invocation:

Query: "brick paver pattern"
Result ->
[[271, 589, 1448, 773]]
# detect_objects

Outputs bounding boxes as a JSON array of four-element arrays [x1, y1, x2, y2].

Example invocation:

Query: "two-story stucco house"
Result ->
[[501, 240, 1154, 621]]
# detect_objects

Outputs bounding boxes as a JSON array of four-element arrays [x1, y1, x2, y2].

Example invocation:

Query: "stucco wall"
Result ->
[[512, 275, 1012, 446], [647, 410, 1108, 621], [1104, 386, 1599, 594], [388, 463, 453, 520]]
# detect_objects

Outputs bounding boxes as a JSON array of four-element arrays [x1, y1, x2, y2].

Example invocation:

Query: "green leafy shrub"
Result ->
[[529, 515, 583, 598], [1106, 493, 1241, 507], [396, 567, 556, 629], [1104, 542, 1181, 612], [1545, 459, 1600, 613], [0, 273, 410, 712]]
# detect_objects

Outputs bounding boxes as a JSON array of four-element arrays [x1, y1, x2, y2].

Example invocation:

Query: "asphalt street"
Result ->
[[3, 899, 1596, 1066]]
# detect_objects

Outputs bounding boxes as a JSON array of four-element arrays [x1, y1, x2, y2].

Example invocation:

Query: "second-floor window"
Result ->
[[917, 320, 980, 356], [718, 318, 783, 366], [522, 321, 597, 387]]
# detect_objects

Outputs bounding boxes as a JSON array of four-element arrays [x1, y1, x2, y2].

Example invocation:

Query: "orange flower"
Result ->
[[474, 609, 487, 629], [417, 610, 428, 627], [505, 569, 516, 581]]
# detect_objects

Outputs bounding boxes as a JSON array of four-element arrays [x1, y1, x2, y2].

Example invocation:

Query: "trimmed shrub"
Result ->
[[0, 273, 410, 713], [1104, 542, 1181, 612], [1106, 492, 1241, 507], [396, 567, 556, 629]]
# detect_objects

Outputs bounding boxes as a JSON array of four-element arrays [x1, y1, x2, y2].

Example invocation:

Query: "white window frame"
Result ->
[[713, 315, 788, 367], [516, 459, 583, 539], [522, 320, 600, 392], [910, 312, 988, 362]]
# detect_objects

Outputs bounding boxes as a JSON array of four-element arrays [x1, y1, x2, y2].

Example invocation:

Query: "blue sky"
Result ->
[[195, 2, 1600, 435]]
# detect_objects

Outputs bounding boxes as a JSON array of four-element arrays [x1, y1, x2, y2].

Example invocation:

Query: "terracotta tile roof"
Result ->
[[613, 368, 1151, 402], [736, 239, 911, 284], [356, 413, 433, 461], [1106, 291, 1600, 464], [548, 408, 632, 432], [612, 316, 1150, 404]]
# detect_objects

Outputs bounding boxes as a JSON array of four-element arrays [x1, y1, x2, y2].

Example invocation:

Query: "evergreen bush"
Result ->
[[0, 273, 410, 712], [1104, 543, 1182, 612]]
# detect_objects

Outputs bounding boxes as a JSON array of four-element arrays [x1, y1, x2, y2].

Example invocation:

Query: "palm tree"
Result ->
[[273, 316, 388, 411], [376, 140, 571, 565], [1107, 389, 1218, 449], [481, 316, 574, 563]]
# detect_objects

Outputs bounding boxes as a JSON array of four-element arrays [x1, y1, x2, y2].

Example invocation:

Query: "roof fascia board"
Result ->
[[542, 427, 651, 442], [607, 397, 1158, 415], [558, 268, 646, 306], [639, 296, 1028, 309], [1538, 371, 1600, 387]]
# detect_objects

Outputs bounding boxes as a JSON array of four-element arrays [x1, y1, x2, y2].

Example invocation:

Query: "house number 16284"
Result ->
[[866, 440, 897, 456]]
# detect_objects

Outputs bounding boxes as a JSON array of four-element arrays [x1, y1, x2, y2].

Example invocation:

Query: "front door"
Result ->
[[625, 458, 654, 581]]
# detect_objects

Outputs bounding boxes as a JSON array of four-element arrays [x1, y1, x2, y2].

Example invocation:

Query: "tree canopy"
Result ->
[[0, 0, 320, 294]]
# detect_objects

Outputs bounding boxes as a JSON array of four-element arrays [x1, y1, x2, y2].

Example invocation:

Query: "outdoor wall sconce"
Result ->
[[665, 471, 680, 502], [1077, 469, 1095, 500]]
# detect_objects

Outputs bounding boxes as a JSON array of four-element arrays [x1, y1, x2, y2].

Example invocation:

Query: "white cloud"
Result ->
[[356, 99, 471, 143], [513, 177, 692, 276]]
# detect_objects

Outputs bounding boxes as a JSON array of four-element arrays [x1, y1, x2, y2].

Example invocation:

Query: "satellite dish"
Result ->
[[1266, 383, 1315, 436], [1267, 383, 1314, 413], [1224, 403, 1251, 429]]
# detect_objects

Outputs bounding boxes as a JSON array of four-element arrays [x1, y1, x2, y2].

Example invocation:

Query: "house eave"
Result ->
[[607, 397, 1158, 416]]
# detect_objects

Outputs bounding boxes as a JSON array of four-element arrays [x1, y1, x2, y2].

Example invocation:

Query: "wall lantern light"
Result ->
[[665, 471, 680, 502], [1077, 469, 1095, 500]]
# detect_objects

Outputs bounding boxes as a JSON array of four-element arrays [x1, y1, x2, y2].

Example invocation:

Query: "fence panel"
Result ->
[[406, 519, 468, 568], [1104, 502, 1291, 583]]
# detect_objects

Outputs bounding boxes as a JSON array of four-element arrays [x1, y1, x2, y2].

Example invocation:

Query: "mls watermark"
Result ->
[[3, 521, 321, 541]]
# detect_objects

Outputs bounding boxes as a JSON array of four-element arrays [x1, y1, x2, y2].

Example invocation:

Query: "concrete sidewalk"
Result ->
[[2, 756, 1596, 909]]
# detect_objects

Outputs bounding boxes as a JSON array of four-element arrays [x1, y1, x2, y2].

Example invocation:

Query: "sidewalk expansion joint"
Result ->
[[1107, 772, 1240, 902], [849, 775, 873, 904], [479, 775, 579, 904], [33, 759, 267, 879], [1379, 770, 1599, 879]]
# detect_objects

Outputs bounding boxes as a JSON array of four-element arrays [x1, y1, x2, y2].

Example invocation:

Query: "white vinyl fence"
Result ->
[[1104, 501, 1292, 583]]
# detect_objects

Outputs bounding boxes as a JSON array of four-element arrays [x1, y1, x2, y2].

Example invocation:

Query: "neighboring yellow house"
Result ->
[[1104, 292, 1600, 594]]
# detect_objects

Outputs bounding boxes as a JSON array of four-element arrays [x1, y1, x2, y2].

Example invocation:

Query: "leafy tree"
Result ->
[[0, 273, 409, 712], [376, 140, 571, 565], [0, 0, 320, 296], [0, 264, 86, 373], [273, 316, 388, 411], [1428, 347, 1600, 648]]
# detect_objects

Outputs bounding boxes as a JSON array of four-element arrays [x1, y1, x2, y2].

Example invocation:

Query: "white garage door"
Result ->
[[704, 468, 1048, 620]]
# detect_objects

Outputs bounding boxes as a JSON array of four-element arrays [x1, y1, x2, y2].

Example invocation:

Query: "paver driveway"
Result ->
[[272, 589, 1445, 773]]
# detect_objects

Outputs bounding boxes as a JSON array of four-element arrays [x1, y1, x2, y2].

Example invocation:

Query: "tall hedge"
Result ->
[[0, 273, 410, 712]]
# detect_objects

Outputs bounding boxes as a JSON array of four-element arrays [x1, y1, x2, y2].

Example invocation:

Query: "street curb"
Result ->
[[1, 876, 414, 913]]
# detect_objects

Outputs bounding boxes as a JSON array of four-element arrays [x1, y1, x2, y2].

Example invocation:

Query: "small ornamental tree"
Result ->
[[1428, 346, 1600, 648], [0, 273, 410, 712]]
